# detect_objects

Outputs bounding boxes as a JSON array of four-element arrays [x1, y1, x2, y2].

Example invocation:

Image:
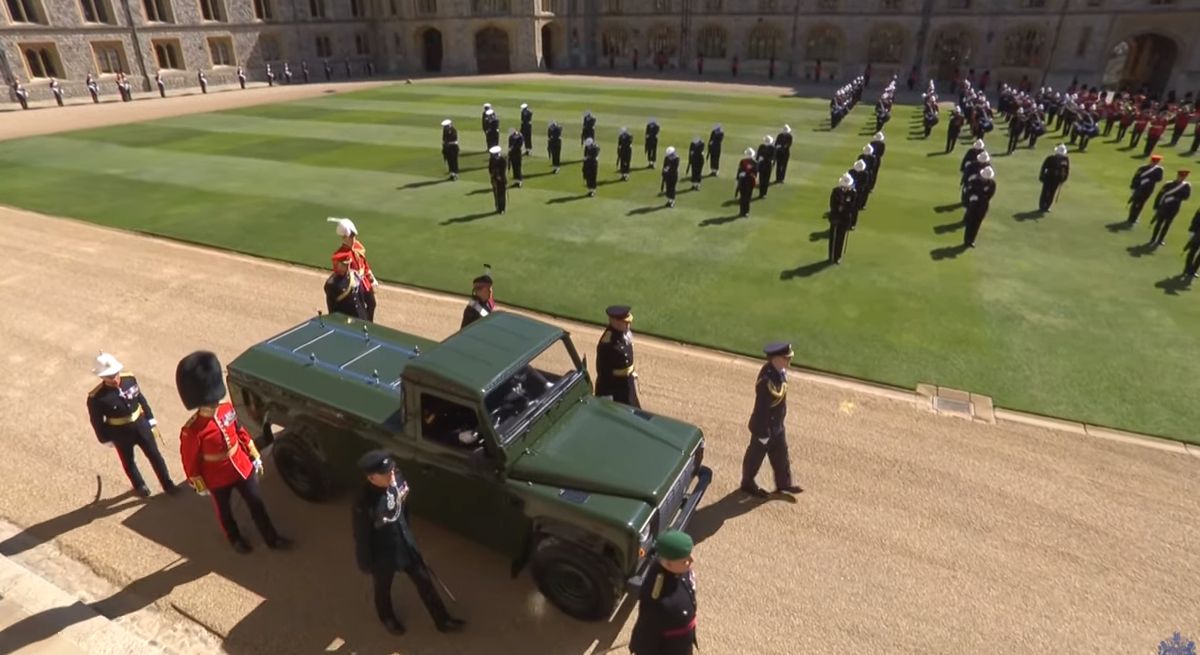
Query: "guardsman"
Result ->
[[581, 110, 597, 146], [1182, 209, 1200, 279], [828, 174, 856, 264], [155, 70, 166, 98], [87, 353, 177, 497], [1116, 102, 1134, 142], [507, 128, 525, 188], [266, 64, 276, 87], [583, 137, 600, 197], [484, 108, 500, 149], [1038, 144, 1070, 212], [301, 60, 310, 83], [617, 127, 634, 181], [963, 165, 997, 248], [857, 145, 879, 210], [441, 118, 459, 180], [283, 62, 293, 84], [874, 96, 891, 133], [685, 138, 704, 191], [1144, 111, 1169, 158], [237, 65, 247, 89], [707, 124, 723, 176], [11, 80, 29, 109], [461, 266, 495, 329], [740, 342, 802, 498], [325, 252, 368, 319], [629, 530, 698, 655], [1149, 170, 1192, 247], [945, 107, 965, 153], [774, 125, 793, 184], [1171, 105, 1193, 146], [868, 132, 886, 184], [86, 73, 100, 103], [488, 145, 508, 214], [848, 159, 870, 227], [735, 147, 757, 218], [1128, 154, 1165, 225], [176, 351, 290, 553], [645, 119, 661, 169], [755, 135, 775, 199], [595, 305, 640, 408], [198, 70, 208, 94], [661, 146, 680, 208], [323, 59, 333, 81], [1027, 106, 1047, 148], [1130, 108, 1150, 148], [520, 103, 533, 155], [49, 78, 64, 106], [329, 217, 379, 321], [352, 450, 466, 635], [547, 121, 564, 173], [1190, 111, 1200, 154], [480, 103, 491, 138]]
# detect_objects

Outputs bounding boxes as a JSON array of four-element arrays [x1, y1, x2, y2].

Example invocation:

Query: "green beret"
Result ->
[[655, 530, 693, 561]]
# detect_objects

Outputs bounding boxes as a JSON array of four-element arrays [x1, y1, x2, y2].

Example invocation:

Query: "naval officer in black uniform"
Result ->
[[740, 343, 802, 498], [594, 305, 640, 408], [87, 353, 177, 497]]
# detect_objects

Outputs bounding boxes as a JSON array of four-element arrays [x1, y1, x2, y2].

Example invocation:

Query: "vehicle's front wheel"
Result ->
[[272, 435, 336, 503], [531, 538, 621, 621]]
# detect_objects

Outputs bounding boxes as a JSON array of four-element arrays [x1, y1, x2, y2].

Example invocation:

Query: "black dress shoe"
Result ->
[[740, 484, 769, 499], [777, 485, 804, 494], [163, 482, 182, 495], [134, 486, 151, 498], [267, 536, 293, 551], [437, 617, 466, 633], [382, 617, 406, 635], [231, 538, 252, 554]]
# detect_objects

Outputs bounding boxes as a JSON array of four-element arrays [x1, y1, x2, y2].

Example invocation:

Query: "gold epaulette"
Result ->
[[600, 330, 612, 345], [88, 382, 104, 398], [650, 573, 664, 600]]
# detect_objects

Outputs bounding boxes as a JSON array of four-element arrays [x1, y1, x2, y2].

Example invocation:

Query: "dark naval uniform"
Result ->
[[867, 137, 885, 185], [629, 562, 698, 655], [508, 131, 525, 185], [325, 268, 368, 319], [1038, 152, 1070, 212], [88, 373, 175, 495], [686, 140, 705, 188], [774, 130, 793, 184], [963, 173, 997, 247], [661, 150, 680, 206], [583, 140, 601, 195], [1150, 178, 1192, 246], [484, 112, 501, 149], [946, 112, 965, 153], [617, 131, 634, 180], [735, 156, 756, 217], [1182, 209, 1200, 278], [520, 106, 534, 154], [856, 150, 878, 208], [488, 149, 508, 214], [442, 124, 460, 179], [1128, 161, 1164, 224], [828, 182, 856, 264], [595, 306, 640, 408], [645, 121, 661, 168], [547, 122, 564, 170], [740, 343, 798, 495], [581, 112, 597, 146], [754, 141, 775, 198], [707, 127, 723, 176], [848, 165, 870, 227]]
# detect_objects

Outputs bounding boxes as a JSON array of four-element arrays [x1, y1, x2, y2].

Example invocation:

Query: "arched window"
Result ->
[[647, 24, 677, 56], [868, 24, 904, 63], [747, 25, 784, 60], [1001, 26, 1046, 67], [696, 25, 726, 58], [24, 47, 60, 78], [601, 27, 629, 57], [805, 25, 842, 61]]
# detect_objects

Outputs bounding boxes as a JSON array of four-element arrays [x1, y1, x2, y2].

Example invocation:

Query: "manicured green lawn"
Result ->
[[2, 80, 1197, 442]]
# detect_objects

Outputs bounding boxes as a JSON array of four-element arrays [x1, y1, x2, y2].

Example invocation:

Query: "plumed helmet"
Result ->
[[1054, 144, 1068, 155], [92, 352, 123, 377], [665, 146, 676, 156], [853, 160, 867, 172], [327, 217, 357, 238], [839, 173, 855, 188], [862, 145, 874, 155], [977, 152, 991, 163], [980, 166, 995, 180], [744, 147, 755, 157], [175, 351, 227, 410]]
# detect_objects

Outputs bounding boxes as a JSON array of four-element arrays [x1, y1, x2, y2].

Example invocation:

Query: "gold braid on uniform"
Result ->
[[768, 380, 787, 407], [650, 572, 664, 600]]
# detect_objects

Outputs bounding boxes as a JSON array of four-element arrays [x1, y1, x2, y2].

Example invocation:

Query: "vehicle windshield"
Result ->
[[484, 337, 583, 443]]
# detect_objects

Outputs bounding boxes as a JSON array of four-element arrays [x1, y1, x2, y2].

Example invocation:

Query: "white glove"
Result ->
[[252, 459, 264, 476], [148, 418, 157, 427], [196, 489, 209, 496], [104, 441, 115, 448]]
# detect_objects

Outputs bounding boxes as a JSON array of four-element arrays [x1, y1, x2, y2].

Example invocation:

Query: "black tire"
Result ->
[[272, 436, 335, 503], [531, 538, 621, 621]]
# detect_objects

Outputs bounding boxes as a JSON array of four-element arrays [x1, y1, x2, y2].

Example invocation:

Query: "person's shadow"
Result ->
[[1105, 220, 1134, 233], [930, 244, 969, 261], [0, 482, 142, 557], [546, 193, 591, 204], [933, 221, 964, 234], [628, 205, 668, 216], [1013, 210, 1044, 222], [780, 260, 832, 279], [440, 210, 498, 225], [698, 214, 744, 227], [397, 179, 452, 191], [687, 490, 774, 544], [1126, 243, 1157, 258], [933, 202, 962, 213], [1155, 275, 1193, 296]]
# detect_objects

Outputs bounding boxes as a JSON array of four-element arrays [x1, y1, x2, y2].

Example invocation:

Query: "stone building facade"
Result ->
[[3, 0, 1198, 102]]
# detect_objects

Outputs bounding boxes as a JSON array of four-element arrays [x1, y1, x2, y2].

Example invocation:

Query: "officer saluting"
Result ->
[[87, 353, 177, 497], [352, 450, 465, 635], [629, 530, 698, 655], [1128, 154, 1164, 225], [740, 342, 802, 498], [460, 265, 495, 329], [176, 351, 290, 553], [707, 124, 723, 176], [828, 173, 856, 264], [1038, 144, 1070, 213], [595, 305, 640, 408], [441, 118, 459, 181], [488, 145, 508, 214], [547, 121, 564, 174], [325, 251, 368, 319]]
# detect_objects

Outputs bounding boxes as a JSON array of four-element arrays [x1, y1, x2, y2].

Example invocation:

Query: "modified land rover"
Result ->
[[225, 311, 711, 620]]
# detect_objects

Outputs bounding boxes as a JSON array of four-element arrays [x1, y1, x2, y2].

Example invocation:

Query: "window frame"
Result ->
[[418, 392, 486, 454], [207, 35, 236, 67], [354, 32, 371, 55], [197, 0, 225, 21], [5, 0, 47, 24], [142, 0, 174, 22], [91, 40, 129, 75], [315, 34, 333, 58], [309, 0, 326, 19], [252, 0, 273, 20], [79, 0, 115, 24], [415, 0, 436, 15], [151, 38, 185, 70], [21, 42, 63, 79]]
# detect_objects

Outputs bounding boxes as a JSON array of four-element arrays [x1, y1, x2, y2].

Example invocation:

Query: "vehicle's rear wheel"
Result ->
[[531, 538, 620, 621], [272, 435, 336, 503]]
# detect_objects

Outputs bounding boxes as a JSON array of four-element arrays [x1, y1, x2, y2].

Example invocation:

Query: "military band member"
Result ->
[[1038, 144, 1070, 212], [1007, 108, 1026, 154], [960, 139, 985, 183], [857, 144, 878, 208], [461, 266, 495, 329], [11, 80, 29, 110], [353, 450, 466, 635], [49, 78, 64, 106], [1189, 114, 1200, 154], [774, 125, 793, 184], [507, 128, 525, 187], [848, 159, 870, 228], [595, 305, 640, 408], [302, 60, 310, 83], [1181, 209, 1200, 279], [198, 70, 208, 94], [740, 342, 802, 498], [237, 66, 247, 89], [155, 71, 166, 98], [1170, 107, 1192, 146], [86, 73, 100, 103], [707, 124, 724, 176], [583, 137, 600, 197], [1144, 112, 1168, 158], [1074, 109, 1097, 151], [685, 138, 705, 190], [329, 217, 379, 321], [1149, 170, 1192, 247], [828, 174, 856, 264], [176, 351, 290, 553], [547, 121, 564, 173], [87, 353, 177, 497], [488, 145, 508, 214], [923, 102, 940, 138], [1128, 154, 1165, 225], [629, 530, 698, 655], [661, 146, 680, 208], [963, 166, 997, 248], [581, 110, 597, 146], [617, 127, 634, 181], [441, 118, 460, 180], [1130, 109, 1150, 148], [755, 135, 775, 199], [945, 107, 965, 153], [645, 119, 661, 169], [484, 109, 500, 149], [520, 103, 534, 155], [868, 131, 886, 183], [325, 252, 368, 319], [735, 148, 757, 218], [960, 151, 989, 206]]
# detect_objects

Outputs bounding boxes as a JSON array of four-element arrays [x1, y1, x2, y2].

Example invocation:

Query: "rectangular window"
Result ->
[[309, 0, 325, 18], [207, 36, 235, 66], [416, 0, 436, 14], [260, 33, 282, 61], [79, 0, 114, 23], [152, 39, 184, 69], [355, 32, 370, 55], [6, 0, 46, 23], [350, 0, 366, 16], [472, 0, 509, 14], [389, 0, 396, 15], [315, 34, 332, 58], [143, 0, 173, 21], [253, 0, 272, 19], [198, 0, 224, 20], [92, 41, 128, 74], [20, 42, 62, 78]]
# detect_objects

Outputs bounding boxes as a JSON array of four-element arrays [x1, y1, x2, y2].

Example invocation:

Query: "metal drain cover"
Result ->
[[934, 396, 972, 415]]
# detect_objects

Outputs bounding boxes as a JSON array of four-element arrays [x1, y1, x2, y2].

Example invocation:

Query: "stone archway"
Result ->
[[475, 26, 511, 75], [421, 28, 443, 73], [929, 23, 977, 82], [541, 23, 555, 70], [1102, 33, 1177, 96]]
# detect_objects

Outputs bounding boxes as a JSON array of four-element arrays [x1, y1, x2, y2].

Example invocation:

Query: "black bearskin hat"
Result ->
[[175, 351, 227, 410]]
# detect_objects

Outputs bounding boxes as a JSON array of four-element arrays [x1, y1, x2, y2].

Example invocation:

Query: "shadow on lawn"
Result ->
[[1013, 210, 1045, 221], [930, 244, 969, 261], [628, 205, 668, 216], [397, 178, 452, 190], [1126, 243, 1158, 258], [808, 229, 830, 242], [926, 151, 950, 157], [779, 260, 832, 279], [440, 210, 498, 225], [933, 221, 964, 234], [1105, 220, 1135, 233], [698, 214, 744, 227], [933, 202, 963, 213], [1155, 275, 1194, 296], [546, 193, 591, 204], [465, 187, 492, 196]]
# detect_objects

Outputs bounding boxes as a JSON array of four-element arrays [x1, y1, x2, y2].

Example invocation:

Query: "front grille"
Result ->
[[656, 448, 697, 531]]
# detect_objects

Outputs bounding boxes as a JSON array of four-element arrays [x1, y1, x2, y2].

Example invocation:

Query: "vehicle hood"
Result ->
[[508, 396, 699, 505]]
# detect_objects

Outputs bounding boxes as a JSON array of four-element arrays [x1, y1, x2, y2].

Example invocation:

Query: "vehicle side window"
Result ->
[[420, 394, 482, 451]]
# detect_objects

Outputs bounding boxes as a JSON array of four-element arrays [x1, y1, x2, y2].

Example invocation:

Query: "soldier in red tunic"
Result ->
[[1144, 111, 1170, 157], [1130, 109, 1151, 149], [176, 351, 291, 554], [328, 217, 378, 322]]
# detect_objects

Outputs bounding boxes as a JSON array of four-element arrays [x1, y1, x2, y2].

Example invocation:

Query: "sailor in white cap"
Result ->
[[87, 352, 177, 497], [645, 119, 660, 168], [507, 127, 525, 187], [774, 125, 793, 184], [519, 103, 534, 155], [1038, 144, 1071, 212], [856, 144, 878, 209], [960, 150, 990, 207], [868, 131, 886, 185], [960, 138, 986, 180], [483, 106, 500, 149], [963, 166, 997, 247], [661, 146, 680, 208], [487, 145, 508, 214], [581, 110, 597, 146], [329, 217, 378, 320], [828, 174, 857, 264], [441, 119, 459, 180], [583, 137, 601, 196], [547, 120, 563, 173], [707, 124, 724, 176], [736, 147, 758, 217], [617, 127, 634, 181], [755, 135, 776, 198]]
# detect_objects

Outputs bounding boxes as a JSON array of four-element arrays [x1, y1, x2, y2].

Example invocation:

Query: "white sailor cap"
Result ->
[[441, 119, 452, 127], [488, 145, 502, 154]]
